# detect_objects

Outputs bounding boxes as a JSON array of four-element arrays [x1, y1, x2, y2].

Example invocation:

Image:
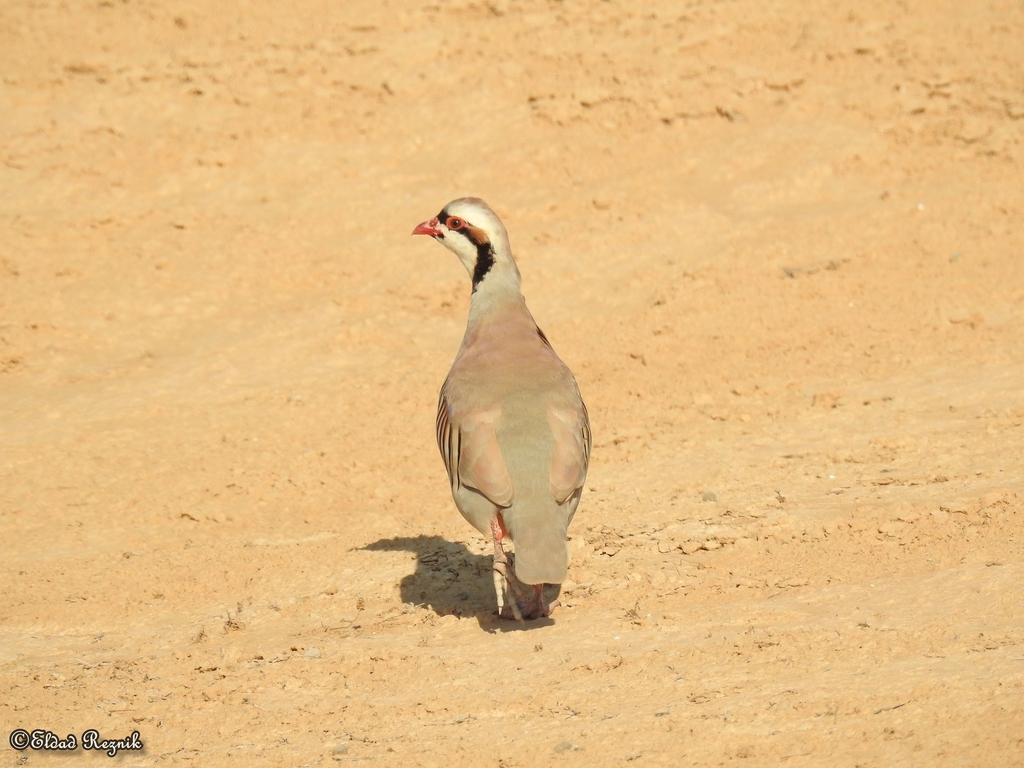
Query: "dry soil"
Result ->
[[2, 1, 1024, 766]]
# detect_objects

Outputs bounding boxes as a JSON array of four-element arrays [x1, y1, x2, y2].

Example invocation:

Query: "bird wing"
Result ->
[[437, 390, 514, 507], [546, 396, 591, 504]]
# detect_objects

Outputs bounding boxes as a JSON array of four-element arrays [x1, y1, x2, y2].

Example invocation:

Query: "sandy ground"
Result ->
[[2, 0, 1024, 765]]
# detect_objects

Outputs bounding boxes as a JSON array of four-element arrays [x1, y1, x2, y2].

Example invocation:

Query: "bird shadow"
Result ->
[[361, 534, 558, 632]]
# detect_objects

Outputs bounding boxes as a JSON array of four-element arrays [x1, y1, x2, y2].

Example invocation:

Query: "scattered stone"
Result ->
[[553, 740, 583, 753]]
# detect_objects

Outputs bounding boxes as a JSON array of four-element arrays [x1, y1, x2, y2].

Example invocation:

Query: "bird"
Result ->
[[412, 198, 591, 621]]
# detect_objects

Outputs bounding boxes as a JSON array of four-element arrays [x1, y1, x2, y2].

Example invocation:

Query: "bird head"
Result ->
[[412, 198, 519, 291]]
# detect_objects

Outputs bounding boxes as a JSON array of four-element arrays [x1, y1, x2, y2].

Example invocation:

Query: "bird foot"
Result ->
[[497, 581, 558, 620], [491, 557, 524, 622], [495, 562, 558, 620]]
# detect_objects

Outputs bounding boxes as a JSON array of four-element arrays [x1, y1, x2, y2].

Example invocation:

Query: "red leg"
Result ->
[[490, 515, 523, 621]]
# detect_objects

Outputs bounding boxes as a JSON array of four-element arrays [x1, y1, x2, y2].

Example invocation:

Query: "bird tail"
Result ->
[[506, 496, 569, 585]]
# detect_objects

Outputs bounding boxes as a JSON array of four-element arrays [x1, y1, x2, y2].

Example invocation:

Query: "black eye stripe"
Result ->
[[439, 210, 485, 245]]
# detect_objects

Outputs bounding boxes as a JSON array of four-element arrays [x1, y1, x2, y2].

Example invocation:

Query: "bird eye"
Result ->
[[446, 217, 465, 230]]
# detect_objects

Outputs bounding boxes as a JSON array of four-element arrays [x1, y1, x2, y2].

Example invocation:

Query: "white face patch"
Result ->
[[437, 220, 484, 276]]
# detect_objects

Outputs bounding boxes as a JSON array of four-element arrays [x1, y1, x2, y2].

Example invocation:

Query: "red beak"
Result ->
[[412, 217, 442, 237]]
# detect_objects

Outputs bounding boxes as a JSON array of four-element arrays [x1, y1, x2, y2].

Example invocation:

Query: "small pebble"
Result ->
[[701, 491, 718, 502], [304, 647, 322, 658], [553, 741, 582, 753], [332, 742, 349, 755]]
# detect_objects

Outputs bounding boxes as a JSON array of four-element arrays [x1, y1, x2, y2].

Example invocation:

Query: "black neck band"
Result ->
[[471, 242, 495, 290]]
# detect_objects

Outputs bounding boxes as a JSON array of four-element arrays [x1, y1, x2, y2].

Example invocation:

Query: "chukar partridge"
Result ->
[[412, 198, 591, 621]]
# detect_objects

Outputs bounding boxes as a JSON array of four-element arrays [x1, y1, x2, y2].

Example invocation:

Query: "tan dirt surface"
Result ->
[[2, 1, 1024, 765]]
